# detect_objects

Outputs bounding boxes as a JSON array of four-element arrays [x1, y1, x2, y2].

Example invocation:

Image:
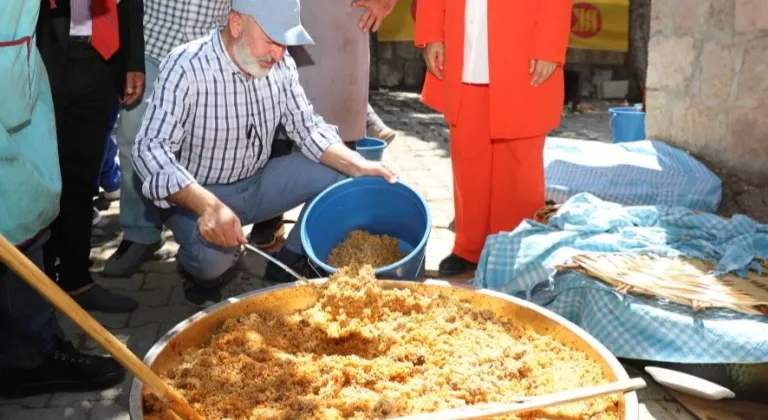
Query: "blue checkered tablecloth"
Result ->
[[474, 193, 768, 363], [544, 138, 722, 213]]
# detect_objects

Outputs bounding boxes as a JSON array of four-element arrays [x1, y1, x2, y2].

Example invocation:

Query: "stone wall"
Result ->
[[373, 42, 426, 89], [646, 0, 768, 183]]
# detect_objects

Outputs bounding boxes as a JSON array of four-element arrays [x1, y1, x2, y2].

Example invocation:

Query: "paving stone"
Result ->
[[48, 375, 133, 409], [141, 272, 182, 290], [93, 273, 145, 291], [87, 401, 130, 420], [0, 404, 89, 420], [121, 289, 173, 307], [128, 306, 197, 329], [0, 393, 52, 408], [81, 324, 160, 361]]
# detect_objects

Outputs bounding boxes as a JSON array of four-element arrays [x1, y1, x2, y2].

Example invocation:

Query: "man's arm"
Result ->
[[132, 61, 197, 209], [279, 55, 397, 182]]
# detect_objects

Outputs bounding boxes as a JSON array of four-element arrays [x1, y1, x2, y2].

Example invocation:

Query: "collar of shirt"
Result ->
[[211, 29, 252, 78]]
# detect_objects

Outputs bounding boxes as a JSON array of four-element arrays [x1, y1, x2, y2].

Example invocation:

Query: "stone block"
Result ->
[[645, 36, 696, 90], [644, 89, 673, 140], [735, 0, 768, 33], [736, 42, 768, 107], [403, 60, 426, 88], [726, 105, 768, 180], [650, 0, 672, 36], [699, 42, 735, 106], [377, 61, 403, 87], [377, 41, 394, 60], [707, 0, 735, 34], [674, 0, 707, 33], [672, 99, 728, 157]]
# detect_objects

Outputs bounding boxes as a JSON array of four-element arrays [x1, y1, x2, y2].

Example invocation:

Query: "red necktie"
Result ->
[[91, 0, 120, 60]]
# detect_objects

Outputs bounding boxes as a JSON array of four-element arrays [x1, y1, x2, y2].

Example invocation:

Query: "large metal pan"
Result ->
[[129, 279, 640, 420]]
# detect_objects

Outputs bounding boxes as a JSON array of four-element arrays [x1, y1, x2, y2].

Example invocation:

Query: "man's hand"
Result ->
[[529, 59, 558, 86], [122, 71, 145, 105], [423, 42, 444, 80], [197, 202, 247, 248], [319, 143, 398, 183], [355, 159, 398, 183], [352, 0, 397, 33]]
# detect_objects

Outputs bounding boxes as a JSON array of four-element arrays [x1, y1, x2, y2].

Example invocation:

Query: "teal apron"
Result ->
[[0, 0, 62, 246]]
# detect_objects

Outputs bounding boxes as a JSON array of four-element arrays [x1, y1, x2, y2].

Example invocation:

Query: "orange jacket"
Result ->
[[414, 0, 573, 139]]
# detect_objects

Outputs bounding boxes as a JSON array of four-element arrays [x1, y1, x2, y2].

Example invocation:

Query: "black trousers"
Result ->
[[44, 41, 117, 291]]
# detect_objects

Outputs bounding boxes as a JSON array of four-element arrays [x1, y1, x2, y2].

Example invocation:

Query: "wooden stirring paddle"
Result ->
[[391, 377, 646, 420], [0, 233, 203, 420]]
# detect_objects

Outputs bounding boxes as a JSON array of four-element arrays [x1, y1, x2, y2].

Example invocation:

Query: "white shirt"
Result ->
[[462, 0, 489, 84], [133, 31, 340, 208], [69, 0, 92, 36]]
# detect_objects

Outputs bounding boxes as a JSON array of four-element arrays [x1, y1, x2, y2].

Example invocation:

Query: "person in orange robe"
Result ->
[[414, 0, 573, 276]]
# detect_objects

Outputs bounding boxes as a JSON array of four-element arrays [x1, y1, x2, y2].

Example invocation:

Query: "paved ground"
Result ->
[[0, 92, 700, 419]]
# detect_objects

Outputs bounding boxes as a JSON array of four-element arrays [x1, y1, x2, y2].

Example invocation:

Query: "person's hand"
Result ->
[[529, 59, 557, 86], [423, 42, 444, 80], [197, 202, 247, 248], [356, 159, 398, 183], [352, 0, 397, 33], [122, 71, 145, 105]]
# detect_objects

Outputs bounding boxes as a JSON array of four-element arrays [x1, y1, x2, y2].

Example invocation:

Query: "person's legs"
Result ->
[[440, 84, 492, 276], [103, 57, 164, 277], [98, 100, 121, 199], [48, 43, 137, 312], [0, 233, 125, 397], [366, 102, 397, 143], [248, 133, 293, 249], [488, 135, 546, 234]]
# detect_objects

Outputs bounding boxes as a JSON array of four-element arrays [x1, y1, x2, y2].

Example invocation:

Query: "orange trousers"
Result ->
[[450, 84, 546, 263]]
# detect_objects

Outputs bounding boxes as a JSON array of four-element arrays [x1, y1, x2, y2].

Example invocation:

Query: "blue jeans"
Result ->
[[115, 57, 162, 245], [98, 100, 121, 193], [0, 232, 55, 369], [164, 153, 346, 284]]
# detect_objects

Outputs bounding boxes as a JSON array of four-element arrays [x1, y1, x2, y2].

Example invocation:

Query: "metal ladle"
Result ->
[[244, 243, 307, 281]]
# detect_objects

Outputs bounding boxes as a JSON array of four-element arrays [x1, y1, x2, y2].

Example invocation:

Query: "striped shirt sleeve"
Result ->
[[132, 59, 197, 209], [279, 55, 341, 161]]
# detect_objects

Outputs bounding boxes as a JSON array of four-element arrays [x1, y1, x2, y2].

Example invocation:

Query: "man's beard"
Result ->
[[232, 37, 273, 78]]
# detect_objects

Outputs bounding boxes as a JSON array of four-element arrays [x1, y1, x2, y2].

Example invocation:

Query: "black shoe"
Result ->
[[103, 239, 164, 277], [178, 266, 239, 308], [438, 254, 477, 277], [0, 337, 125, 398], [72, 283, 139, 313], [248, 216, 285, 249], [264, 249, 319, 284]]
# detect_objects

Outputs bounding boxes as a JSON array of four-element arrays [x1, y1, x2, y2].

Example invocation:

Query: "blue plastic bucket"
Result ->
[[355, 137, 387, 161], [300, 177, 431, 280], [609, 106, 646, 143]]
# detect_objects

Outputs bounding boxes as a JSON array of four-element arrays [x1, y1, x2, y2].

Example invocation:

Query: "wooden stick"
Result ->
[[0, 233, 203, 420], [391, 377, 646, 420]]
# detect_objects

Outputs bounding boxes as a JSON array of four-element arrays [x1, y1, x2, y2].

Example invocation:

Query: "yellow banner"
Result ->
[[376, 0, 629, 52], [569, 0, 629, 52]]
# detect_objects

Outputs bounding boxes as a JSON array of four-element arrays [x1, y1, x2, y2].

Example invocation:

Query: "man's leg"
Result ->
[[0, 233, 124, 397], [441, 84, 493, 276], [48, 43, 137, 312], [366, 103, 397, 143], [248, 133, 293, 249], [243, 153, 346, 283], [103, 57, 164, 277]]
